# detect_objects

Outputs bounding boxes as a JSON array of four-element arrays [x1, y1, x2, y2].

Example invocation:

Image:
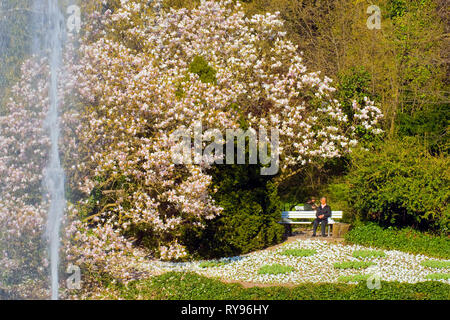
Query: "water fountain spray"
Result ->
[[42, 0, 66, 300]]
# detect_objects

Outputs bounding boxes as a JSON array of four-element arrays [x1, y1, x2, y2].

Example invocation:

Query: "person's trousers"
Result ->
[[312, 218, 328, 236]]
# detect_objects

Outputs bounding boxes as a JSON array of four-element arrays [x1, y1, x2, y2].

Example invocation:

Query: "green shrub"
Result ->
[[352, 250, 386, 259], [330, 137, 449, 232], [336, 66, 374, 123], [333, 261, 375, 270], [279, 249, 317, 257], [183, 161, 284, 258], [420, 260, 450, 269], [345, 223, 450, 259], [258, 264, 295, 275], [396, 105, 449, 154]]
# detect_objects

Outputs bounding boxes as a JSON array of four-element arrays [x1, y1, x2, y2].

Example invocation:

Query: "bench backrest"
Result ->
[[281, 211, 343, 219]]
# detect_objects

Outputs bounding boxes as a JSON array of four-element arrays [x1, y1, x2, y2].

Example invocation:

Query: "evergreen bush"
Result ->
[[330, 137, 449, 232], [183, 162, 284, 258]]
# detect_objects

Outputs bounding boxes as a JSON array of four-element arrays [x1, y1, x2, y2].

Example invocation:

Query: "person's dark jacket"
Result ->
[[316, 204, 331, 219], [304, 201, 317, 211]]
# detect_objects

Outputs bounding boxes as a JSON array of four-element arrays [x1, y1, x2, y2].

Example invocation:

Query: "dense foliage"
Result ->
[[183, 162, 284, 258], [331, 137, 449, 231], [243, 0, 448, 138], [240, 0, 448, 206]]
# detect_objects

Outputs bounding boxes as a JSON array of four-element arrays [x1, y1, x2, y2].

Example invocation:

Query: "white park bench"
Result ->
[[279, 206, 343, 236]]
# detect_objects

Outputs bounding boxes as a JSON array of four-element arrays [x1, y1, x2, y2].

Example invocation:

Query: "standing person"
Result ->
[[311, 197, 331, 237]]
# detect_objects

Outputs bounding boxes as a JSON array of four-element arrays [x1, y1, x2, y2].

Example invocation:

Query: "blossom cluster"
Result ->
[[0, 44, 82, 297], [0, 58, 52, 297]]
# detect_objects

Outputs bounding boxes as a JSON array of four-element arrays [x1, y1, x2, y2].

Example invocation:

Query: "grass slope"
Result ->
[[96, 272, 450, 300]]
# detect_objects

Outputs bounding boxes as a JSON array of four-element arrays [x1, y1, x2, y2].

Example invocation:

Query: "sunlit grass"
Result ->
[[258, 264, 295, 275], [279, 248, 317, 257], [198, 260, 230, 268], [425, 273, 450, 280], [333, 261, 376, 270], [420, 260, 450, 269], [352, 249, 385, 259], [337, 274, 371, 283]]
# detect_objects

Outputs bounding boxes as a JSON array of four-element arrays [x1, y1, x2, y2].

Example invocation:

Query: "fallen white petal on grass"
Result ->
[[138, 239, 450, 285]]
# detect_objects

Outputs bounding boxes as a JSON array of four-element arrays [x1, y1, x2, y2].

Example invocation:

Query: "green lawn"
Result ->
[[352, 250, 386, 259], [93, 272, 450, 300], [279, 248, 317, 257], [333, 261, 376, 270], [420, 260, 450, 269], [344, 223, 450, 259], [258, 264, 296, 275]]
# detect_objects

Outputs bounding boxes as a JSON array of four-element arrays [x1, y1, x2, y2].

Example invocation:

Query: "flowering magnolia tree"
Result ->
[[0, 59, 51, 297], [70, 0, 382, 262], [1, 0, 383, 289]]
